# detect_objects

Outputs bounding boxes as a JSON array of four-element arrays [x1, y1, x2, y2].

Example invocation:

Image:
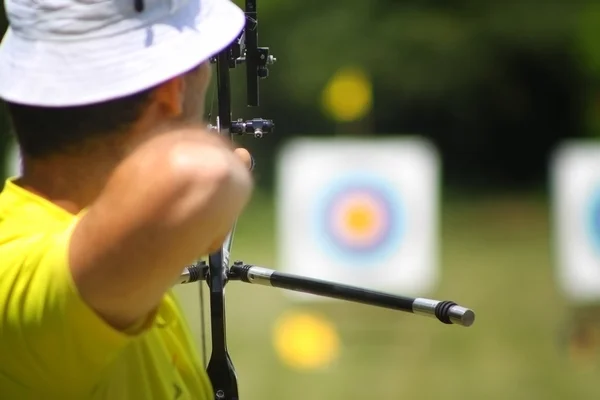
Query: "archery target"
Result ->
[[5, 141, 20, 178], [276, 137, 440, 300], [551, 140, 600, 302]]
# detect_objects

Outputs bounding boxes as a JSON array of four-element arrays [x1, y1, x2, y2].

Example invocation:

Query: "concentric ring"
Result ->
[[312, 173, 404, 265], [587, 185, 600, 254]]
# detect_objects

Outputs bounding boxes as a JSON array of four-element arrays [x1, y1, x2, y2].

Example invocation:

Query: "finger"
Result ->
[[233, 148, 254, 171]]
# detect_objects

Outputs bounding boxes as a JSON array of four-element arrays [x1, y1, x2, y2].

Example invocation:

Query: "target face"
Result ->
[[551, 141, 600, 303], [314, 174, 404, 264], [5, 141, 20, 178], [277, 137, 440, 299]]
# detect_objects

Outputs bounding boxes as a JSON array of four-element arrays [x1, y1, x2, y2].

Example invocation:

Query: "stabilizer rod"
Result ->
[[179, 262, 475, 328]]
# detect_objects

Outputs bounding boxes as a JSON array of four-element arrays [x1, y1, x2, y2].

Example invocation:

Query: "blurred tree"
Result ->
[[573, 3, 600, 138], [0, 0, 595, 190], [237, 0, 589, 190]]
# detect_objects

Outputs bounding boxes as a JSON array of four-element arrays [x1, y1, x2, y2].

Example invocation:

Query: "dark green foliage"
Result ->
[[0, 1, 595, 189]]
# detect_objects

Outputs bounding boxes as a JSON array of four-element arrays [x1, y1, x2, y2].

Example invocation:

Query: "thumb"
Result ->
[[233, 148, 254, 171]]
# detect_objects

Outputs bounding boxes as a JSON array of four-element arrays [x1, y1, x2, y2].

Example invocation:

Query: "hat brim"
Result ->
[[0, 0, 245, 107]]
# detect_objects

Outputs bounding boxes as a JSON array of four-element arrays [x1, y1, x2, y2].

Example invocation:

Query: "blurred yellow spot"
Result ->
[[345, 204, 375, 235], [322, 66, 373, 122], [273, 311, 340, 370]]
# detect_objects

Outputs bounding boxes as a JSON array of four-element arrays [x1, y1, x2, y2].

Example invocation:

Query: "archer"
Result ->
[[0, 0, 252, 398]]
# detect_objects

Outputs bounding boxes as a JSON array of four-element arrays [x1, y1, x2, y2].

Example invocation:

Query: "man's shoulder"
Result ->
[[0, 179, 79, 280], [0, 179, 76, 242]]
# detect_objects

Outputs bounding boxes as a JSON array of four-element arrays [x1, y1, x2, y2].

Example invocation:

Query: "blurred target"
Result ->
[[277, 137, 440, 299], [5, 141, 20, 178], [551, 140, 600, 303]]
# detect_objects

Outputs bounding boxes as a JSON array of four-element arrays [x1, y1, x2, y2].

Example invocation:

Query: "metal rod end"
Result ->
[[448, 305, 475, 327], [412, 298, 476, 327]]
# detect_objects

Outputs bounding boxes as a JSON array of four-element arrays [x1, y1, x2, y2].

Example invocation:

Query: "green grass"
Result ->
[[174, 191, 600, 400]]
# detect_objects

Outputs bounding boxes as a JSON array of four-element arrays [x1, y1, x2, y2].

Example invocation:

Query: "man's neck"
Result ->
[[13, 118, 184, 215], [16, 151, 122, 215]]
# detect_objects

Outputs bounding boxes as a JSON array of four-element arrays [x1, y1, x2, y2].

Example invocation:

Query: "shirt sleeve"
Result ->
[[0, 220, 145, 393]]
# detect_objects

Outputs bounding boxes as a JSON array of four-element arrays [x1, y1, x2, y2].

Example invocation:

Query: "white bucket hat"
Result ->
[[0, 0, 245, 107]]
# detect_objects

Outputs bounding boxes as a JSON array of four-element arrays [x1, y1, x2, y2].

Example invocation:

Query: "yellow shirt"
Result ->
[[0, 179, 212, 399]]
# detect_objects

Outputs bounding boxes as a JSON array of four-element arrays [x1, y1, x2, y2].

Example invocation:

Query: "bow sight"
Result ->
[[207, 0, 275, 138], [178, 1, 476, 399]]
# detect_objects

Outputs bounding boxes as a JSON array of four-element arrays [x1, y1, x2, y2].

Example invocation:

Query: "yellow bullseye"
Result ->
[[273, 311, 340, 370], [344, 204, 376, 236]]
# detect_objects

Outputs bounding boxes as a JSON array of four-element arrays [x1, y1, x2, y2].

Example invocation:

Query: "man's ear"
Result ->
[[153, 76, 185, 118]]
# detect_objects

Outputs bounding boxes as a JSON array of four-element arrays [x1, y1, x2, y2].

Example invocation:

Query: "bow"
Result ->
[[176, 1, 476, 399], [203, 1, 274, 398]]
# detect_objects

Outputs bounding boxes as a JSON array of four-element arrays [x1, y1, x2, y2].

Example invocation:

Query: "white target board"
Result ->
[[5, 141, 20, 178], [551, 140, 600, 303], [276, 136, 440, 301]]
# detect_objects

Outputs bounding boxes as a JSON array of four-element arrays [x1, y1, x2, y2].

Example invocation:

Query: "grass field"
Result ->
[[174, 190, 600, 400]]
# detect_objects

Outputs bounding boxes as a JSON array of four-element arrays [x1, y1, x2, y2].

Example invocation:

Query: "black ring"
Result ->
[[434, 300, 457, 324]]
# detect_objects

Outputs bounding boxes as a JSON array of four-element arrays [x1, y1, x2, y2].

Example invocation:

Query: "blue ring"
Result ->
[[312, 172, 405, 266], [324, 187, 393, 253], [587, 185, 600, 254]]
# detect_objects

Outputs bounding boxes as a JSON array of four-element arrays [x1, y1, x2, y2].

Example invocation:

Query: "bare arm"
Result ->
[[68, 128, 253, 330]]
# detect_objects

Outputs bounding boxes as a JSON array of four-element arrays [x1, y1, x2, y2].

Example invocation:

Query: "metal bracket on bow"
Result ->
[[206, 0, 276, 140]]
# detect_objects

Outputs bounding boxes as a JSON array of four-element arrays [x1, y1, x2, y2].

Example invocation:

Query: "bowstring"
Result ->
[[199, 71, 218, 368], [198, 263, 207, 367]]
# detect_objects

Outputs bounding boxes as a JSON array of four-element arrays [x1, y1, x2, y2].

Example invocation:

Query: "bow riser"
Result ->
[[204, 2, 275, 399]]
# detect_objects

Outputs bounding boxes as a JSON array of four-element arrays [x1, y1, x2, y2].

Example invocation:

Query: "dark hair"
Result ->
[[4, 87, 155, 158]]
